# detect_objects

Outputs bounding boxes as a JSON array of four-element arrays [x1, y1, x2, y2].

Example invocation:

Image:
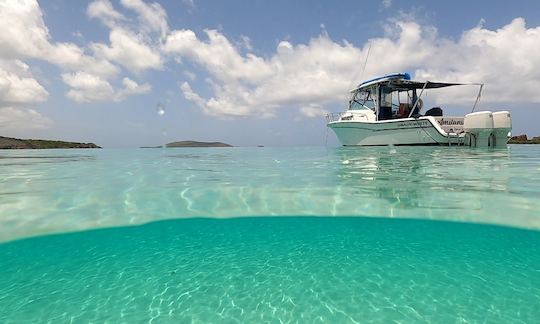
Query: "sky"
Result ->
[[1, 0, 540, 147]]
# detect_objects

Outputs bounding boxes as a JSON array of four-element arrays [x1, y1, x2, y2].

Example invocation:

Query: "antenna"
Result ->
[[471, 83, 484, 113], [347, 42, 372, 92], [359, 43, 372, 82]]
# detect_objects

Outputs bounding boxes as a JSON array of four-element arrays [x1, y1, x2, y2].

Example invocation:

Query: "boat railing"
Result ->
[[326, 113, 343, 123]]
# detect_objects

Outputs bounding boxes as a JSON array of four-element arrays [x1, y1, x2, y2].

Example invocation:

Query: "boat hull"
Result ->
[[328, 117, 457, 146]]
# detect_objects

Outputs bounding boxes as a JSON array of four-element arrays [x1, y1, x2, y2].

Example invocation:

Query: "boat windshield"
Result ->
[[349, 90, 375, 111]]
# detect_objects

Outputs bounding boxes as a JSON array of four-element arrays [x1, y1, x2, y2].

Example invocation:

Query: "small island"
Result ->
[[0, 136, 101, 149], [508, 135, 540, 144], [141, 141, 232, 148]]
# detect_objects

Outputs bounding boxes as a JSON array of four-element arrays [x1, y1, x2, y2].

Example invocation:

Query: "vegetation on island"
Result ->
[[141, 141, 232, 148], [508, 135, 540, 144], [0, 136, 101, 149]]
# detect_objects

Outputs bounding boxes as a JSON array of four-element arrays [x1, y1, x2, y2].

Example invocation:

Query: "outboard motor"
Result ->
[[463, 111, 494, 147], [492, 111, 512, 147]]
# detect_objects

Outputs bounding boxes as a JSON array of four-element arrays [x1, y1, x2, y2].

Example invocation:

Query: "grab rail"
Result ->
[[325, 113, 343, 123]]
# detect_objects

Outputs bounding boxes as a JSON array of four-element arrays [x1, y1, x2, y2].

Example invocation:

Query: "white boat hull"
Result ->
[[328, 117, 458, 146], [328, 111, 511, 147]]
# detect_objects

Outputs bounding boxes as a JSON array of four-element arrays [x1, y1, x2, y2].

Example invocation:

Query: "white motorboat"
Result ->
[[326, 73, 511, 147]]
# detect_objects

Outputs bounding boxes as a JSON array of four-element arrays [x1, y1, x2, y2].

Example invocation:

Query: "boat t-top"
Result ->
[[326, 73, 511, 147]]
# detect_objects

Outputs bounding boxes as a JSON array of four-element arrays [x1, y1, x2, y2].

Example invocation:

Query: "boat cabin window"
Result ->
[[378, 86, 393, 120], [389, 90, 424, 118], [349, 89, 375, 111], [380, 87, 392, 107]]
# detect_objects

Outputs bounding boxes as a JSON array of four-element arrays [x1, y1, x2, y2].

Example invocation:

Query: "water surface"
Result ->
[[1, 145, 539, 241]]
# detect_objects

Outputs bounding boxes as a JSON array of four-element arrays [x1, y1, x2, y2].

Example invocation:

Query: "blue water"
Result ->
[[1, 145, 540, 322]]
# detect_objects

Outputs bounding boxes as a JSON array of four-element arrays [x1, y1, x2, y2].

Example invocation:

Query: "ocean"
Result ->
[[1, 145, 539, 322]]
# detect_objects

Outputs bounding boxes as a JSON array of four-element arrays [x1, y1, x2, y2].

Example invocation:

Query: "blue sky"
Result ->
[[1, 0, 540, 147]]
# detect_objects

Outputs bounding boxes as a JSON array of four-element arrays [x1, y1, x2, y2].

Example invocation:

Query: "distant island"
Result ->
[[508, 135, 540, 144], [0, 136, 101, 149], [141, 141, 232, 148]]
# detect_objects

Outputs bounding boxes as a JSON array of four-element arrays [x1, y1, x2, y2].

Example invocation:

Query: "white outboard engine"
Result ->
[[492, 111, 512, 147], [463, 111, 494, 147]]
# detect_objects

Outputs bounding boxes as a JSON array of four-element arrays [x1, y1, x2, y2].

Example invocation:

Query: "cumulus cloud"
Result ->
[[416, 18, 540, 104], [91, 28, 163, 73], [180, 82, 207, 111], [0, 60, 48, 105], [87, 0, 127, 29], [62, 72, 115, 103], [0, 0, 118, 77], [0, 0, 161, 110], [300, 104, 329, 118], [87, 0, 166, 69], [0, 0, 52, 60], [120, 0, 169, 38], [88, 0, 169, 39], [165, 17, 540, 118], [62, 72, 150, 103], [3, 0, 540, 121], [382, 0, 392, 9], [164, 29, 274, 83], [117, 77, 152, 99], [165, 30, 361, 117], [0, 107, 52, 129]]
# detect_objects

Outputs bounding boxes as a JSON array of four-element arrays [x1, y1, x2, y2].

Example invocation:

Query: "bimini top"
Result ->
[[351, 72, 466, 92]]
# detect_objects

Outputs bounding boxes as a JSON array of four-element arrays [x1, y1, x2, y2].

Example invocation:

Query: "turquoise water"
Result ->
[[1, 217, 539, 323], [1, 146, 540, 241], [1, 145, 540, 322]]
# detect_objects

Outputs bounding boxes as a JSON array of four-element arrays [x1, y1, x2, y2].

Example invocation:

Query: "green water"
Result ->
[[1, 145, 540, 322], [1, 217, 539, 323]]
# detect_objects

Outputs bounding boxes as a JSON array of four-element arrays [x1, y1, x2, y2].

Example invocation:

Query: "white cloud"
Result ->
[[116, 77, 151, 99], [183, 71, 197, 81], [411, 18, 540, 104], [87, 0, 165, 74], [3, 1, 540, 119], [0, 0, 154, 104], [0, 0, 51, 60], [62, 72, 150, 103], [180, 81, 210, 112], [165, 29, 362, 117], [382, 0, 392, 9], [49, 43, 119, 77], [300, 104, 328, 118], [62, 72, 115, 103], [87, 0, 126, 29], [120, 0, 168, 38], [0, 107, 52, 129], [165, 17, 540, 118], [0, 60, 48, 105], [164, 29, 274, 83], [91, 28, 163, 73], [0, 0, 118, 77], [239, 35, 253, 51]]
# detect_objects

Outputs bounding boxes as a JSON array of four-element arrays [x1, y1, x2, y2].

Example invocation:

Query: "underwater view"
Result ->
[[1, 145, 540, 322]]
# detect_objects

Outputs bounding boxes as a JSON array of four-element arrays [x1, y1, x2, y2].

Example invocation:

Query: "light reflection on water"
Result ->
[[0, 145, 539, 241]]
